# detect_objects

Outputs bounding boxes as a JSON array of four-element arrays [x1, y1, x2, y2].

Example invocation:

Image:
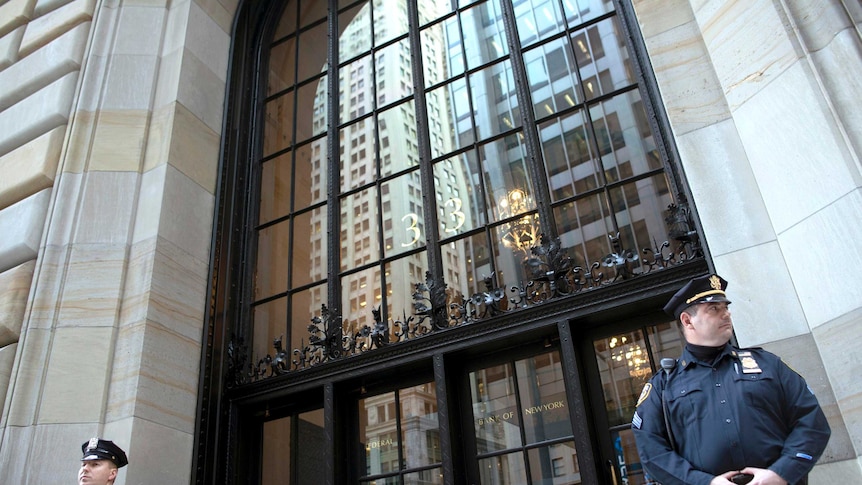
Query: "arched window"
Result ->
[[232, 0, 700, 377]]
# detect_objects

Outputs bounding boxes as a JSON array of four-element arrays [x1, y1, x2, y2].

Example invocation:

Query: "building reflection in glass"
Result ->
[[359, 382, 442, 484]]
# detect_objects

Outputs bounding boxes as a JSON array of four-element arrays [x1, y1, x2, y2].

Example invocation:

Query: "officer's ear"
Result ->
[[679, 307, 695, 329]]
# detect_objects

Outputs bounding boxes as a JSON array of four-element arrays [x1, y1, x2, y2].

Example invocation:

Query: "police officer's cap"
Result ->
[[81, 437, 128, 468], [663, 274, 731, 318]]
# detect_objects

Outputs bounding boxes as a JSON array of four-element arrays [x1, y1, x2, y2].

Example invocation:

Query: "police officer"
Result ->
[[78, 437, 128, 485], [631, 274, 830, 485]]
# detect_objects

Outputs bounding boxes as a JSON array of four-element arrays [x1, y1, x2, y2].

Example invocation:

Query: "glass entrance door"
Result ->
[[465, 348, 582, 485], [588, 319, 683, 485]]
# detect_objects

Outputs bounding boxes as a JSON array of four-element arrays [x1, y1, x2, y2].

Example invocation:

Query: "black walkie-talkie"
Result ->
[[660, 358, 677, 450], [730, 473, 754, 484]]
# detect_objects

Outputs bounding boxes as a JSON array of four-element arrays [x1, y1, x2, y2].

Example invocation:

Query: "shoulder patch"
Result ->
[[632, 411, 642, 429], [636, 383, 652, 407]]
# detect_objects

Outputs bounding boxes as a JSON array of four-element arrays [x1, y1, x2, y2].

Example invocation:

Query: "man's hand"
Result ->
[[738, 467, 787, 485], [710, 471, 744, 484]]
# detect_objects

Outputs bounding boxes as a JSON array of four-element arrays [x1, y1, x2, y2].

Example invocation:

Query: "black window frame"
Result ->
[[192, 1, 713, 484]]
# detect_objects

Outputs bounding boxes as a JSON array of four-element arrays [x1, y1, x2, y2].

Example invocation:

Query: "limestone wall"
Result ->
[[0, 0, 234, 483], [632, 0, 862, 481]]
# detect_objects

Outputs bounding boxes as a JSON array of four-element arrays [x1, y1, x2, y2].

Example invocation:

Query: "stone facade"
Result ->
[[0, 0, 859, 483]]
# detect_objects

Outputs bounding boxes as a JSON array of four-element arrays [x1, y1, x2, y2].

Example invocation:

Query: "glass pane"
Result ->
[[340, 3, 372, 62], [297, 21, 328, 82], [478, 452, 527, 485], [480, 135, 535, 223], [340, 188, 380, 270], [462, 0, 508, 70], [426, 92, 455, 160], [297, 409, 327, 482], [263, 91, 295, 158], [260, 151, 292, 225], [295, 76, 327, 143], [376, 37, 413, 98], [294, 138, 327, 210], [384, 251, 429, 325], [590, 91, 660, 181], [516, 351, 573, 444], [252, 297, 287, 363], [442, 232, 493, 302], [421, 18, 462, 88], [359, 391, 401, 477], [573, 17, 635, 100], [374, 0, 409, 46], [563, 0, 614, 26], [427, 78, 473, 154], [524, 37, 581, 119], [340, 55, 374, 125], [272, 0, 297, 41], [514, 0, 565, 47], [553, 193, 614, 265], [539, 111, 596, 202], [470, 363, 521, 453], [400, 382, 440, 468], [361, 477, 399, 485], [261, 416, 291, 485], [527, 441, 581, 484], [609, 173, 671, 264], [300, 0, 327, 28], [470, 60, 520, 141], [647, 320, 683, 363], [434, 153, 485, 238], [418, 0, 455, 25], [342, 267, 381, 339], [404, 468, 444, 484], [378, 100, 419, 178], [491, 217, 542, 286], [594, 330, 651, 426], [292, 207, 327, 287], [340, 119, 375, 192], [494, 211, 541, 262], [291, 283, 327, 360], [269, 37, 296, 96], [256, 220, 290, 298], [611, 427, 651, 485], [382, 173, 426, 257]]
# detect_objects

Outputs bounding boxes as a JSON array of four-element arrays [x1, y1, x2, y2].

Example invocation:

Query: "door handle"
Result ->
[[607, 459, 619, 485]]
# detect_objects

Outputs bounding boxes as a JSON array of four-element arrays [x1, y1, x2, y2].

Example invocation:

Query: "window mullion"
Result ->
[[406, 0, 444, 282], [433, 353, 455, 484], [326, 0, 343, 315], [498, 0, 557, 239]]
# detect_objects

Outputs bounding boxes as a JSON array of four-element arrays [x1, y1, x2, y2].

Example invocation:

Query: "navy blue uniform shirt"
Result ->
[[631, 344, 830, 485]]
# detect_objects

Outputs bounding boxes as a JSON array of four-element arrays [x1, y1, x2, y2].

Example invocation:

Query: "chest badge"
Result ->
[[738, 351, 762, 374]]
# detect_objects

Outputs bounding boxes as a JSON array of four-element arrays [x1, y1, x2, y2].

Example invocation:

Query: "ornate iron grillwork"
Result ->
[[228, 202, 702, 385]]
